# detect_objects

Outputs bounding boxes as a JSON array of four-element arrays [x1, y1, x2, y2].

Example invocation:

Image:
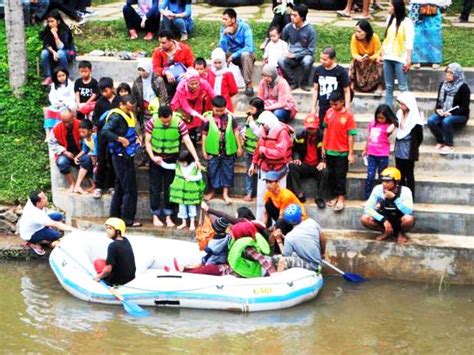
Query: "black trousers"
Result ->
[[149, 159, 176, 216], [287, 162, 329, 199], [460, 0, 473, 21], [110, 155, 137, 225], [326, 155, 348, 197], [265, 200, 280, 228], [95, 132, 115, 190], [396, 158, 416, 199]]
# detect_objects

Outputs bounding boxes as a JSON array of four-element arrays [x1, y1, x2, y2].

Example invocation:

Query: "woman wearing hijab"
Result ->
[[257, 64, 297, 123], [428, 63, 471, 155], [207, 48, 238, 112], [248, 111, 293, 220], [395, 91, 424, 198], [171, 68, 216, 144], [132, 59, 169, 124]]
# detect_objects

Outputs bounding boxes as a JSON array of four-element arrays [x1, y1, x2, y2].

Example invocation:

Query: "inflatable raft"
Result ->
[[49, 232, 323, 312]]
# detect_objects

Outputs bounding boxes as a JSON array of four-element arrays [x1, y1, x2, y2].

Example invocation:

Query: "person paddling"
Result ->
[[94, 218, 136, 286]]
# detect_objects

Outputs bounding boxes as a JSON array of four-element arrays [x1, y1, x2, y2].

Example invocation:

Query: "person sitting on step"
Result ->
[[123, 0, 160, 41]]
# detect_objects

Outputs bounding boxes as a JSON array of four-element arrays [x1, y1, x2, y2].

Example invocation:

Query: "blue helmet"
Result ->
[[283, 204, 302, 225]]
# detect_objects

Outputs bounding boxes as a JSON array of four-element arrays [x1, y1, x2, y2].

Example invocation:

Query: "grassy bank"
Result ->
[[76, 19, 474, 66]]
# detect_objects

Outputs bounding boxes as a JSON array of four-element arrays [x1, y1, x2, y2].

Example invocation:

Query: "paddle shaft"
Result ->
[[322, 260, 346, 276]]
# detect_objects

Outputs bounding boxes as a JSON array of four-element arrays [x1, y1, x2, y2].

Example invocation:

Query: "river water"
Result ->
[[1, 260, 473, 354]]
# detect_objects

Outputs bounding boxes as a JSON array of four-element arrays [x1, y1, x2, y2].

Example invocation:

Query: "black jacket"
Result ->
[[435, 82, 471, 118], [101, 110, 131, 144], [40, 25, 75, 52], [292, 128, 323, 163]]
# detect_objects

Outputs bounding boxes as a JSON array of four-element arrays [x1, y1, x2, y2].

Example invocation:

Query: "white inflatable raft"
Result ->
[[49, 231, 323, 312]]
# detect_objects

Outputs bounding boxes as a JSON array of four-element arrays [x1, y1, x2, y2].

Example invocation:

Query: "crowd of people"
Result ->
[[19, 2, 472, 276]]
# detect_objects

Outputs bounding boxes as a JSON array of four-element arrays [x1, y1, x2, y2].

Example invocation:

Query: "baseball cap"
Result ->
[[304, 113, 320, 129]]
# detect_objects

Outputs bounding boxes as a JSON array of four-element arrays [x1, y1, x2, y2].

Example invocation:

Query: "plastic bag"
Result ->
[[228, 63, 245, 89]]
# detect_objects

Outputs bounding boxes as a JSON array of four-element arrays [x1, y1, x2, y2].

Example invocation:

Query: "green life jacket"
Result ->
[[243, 121, 258, 154], [228, 233, 270, 278], [169, 164, 205, 205], [151, 113, 182, 154], [204, 111, 238, 156]]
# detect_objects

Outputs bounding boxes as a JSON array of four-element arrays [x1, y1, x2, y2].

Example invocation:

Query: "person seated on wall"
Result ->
[[123, 0, 161, 41], [18, 190, 74, 256], [93, 218, 137, 286], [48, 106, 82, 193], [360, 167, 415, 245], [219, 8, 256, 96], [270, 204, 325, 272], [159, 0, 194, 42], [23, 0, 84, 26], [152, 29, 195, 98]]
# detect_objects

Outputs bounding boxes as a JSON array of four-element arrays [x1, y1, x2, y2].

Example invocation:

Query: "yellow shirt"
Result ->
[[264, 188, 307, 220], [350, 33, 381, 61]]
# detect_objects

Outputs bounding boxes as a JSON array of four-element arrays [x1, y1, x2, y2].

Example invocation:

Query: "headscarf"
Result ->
[[230, 221, 258, 240], [185, 68, 200, 92], [438, 63, 465, 112], [211, 48, 228, 95], [396, 91, 424, 140], [262, 64, 279, 89], [257, 110, 281, 131], [137, 59, 156, 102]]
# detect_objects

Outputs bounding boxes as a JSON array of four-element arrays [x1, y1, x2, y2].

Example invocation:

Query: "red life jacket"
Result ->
[[52, 119, 82, 160], [257, 124, 293, 172]]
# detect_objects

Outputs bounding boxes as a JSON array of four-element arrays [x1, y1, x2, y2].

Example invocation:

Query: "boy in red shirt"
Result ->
[[322, 91, 357, 212]]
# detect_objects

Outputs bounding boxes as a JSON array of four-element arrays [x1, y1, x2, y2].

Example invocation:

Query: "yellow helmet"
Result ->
[[381, 167, 401, 182], [104, 217, 126, 235], [148, 97, 160, 116]]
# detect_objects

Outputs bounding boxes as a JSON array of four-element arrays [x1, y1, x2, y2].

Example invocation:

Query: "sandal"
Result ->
[[337, 10, 351, 18], [334, 199, 345, 212], [29, 243, 46, 256], [127, 221, 142, 227], [326, 198, 338, 208]]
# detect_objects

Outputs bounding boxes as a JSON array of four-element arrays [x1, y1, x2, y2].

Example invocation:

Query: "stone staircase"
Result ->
[[56, 57, 474, 283]]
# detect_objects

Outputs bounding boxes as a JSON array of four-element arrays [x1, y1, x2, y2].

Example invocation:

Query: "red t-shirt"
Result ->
[[323, 108, 357, 153], [304, 137, 319, 165]]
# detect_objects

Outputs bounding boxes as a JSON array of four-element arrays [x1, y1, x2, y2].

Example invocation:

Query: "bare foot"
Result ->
[[243, 194, 252, 202], [177, 223, 186, 230], [204, 191, 215, 201], [153, 215, 164, 227], [189, 224, 195, 231], [397, 232, 409, 245], [166, 216, 175, 228], [376, 233, 391, 241], [73, 186, 88, 195], [326, 198, 338, 208], [50, 240, 60, 248], [67, 185, 75, 193], [223, 195, 232, 205]]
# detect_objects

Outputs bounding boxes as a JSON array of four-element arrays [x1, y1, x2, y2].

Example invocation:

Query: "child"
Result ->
[[322, 91, 357, 212], [241, 97, 264, 201], [201, 95, 243, 205], [74, 60, 99, 120], [117, 82, 132, 97], [362, 104, 397, 200], [73, 120, 97, 194], [44, 67, 76, 141], [170, 150, 205, 231], [263, 26, 288, 68], [395, 92, 424, 199], [207, 48, 238, 112], [193, 57, 209, 80]]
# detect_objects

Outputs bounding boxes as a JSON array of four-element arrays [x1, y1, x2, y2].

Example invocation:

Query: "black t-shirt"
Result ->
[[66, 125, 80, 156], [74, 78, 99, 103], [104, 237, 136, 286], [93, 95, 120, 128], [313, 64, 350, 113]]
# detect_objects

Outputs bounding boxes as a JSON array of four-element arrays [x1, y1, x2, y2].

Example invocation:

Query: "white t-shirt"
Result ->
[[263, 39, 289, 67], [19, 199, 53, 241]]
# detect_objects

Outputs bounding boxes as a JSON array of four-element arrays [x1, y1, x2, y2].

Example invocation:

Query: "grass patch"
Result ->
[[76, 19, 474, 66]]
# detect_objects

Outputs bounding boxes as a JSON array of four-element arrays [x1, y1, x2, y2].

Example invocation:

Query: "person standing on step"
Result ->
[[123, 0, 160, 41], [260, 0, 300, 50], [311, 46, 351, 125], [144, 105, 201, 227], [202, 95, 243, 205], [360, 167, 415, 244], [394, 91, 423, 199], [427, 63, 471, 155], [278, 4, 316, 92], [159, 0, 194, 41], [94, 218, 136, 286], [101, 95, 141, 228], [380, 0, 414, 107], [454, 0, 472, 23], [322, 91, 357, 212], [287, 113, 329, 209], [219, 8, 256, 97]]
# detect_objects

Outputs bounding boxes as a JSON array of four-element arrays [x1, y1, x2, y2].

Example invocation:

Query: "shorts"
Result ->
[[271, 252, 320, 272]]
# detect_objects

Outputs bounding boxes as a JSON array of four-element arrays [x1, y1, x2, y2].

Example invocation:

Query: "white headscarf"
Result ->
[[210, 48, 228, 95], [137, 59, 156, 102], [396, 91, 424, 139], [257, 110, 281, 131]]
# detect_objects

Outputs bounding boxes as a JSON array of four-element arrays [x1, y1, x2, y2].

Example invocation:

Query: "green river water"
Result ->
[[1, 260, 473, 354]]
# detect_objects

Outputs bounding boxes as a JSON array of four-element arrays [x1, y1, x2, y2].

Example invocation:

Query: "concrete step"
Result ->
[[53, 189, 474, 235], [71, 57, 474, 94], [233, 112, 474, 147], [71, 217, 474, 284]]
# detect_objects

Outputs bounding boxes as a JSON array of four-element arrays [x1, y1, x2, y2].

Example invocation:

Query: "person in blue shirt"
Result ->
[[219, 8, 256, 96], [360, 167, 415, 244], [73, 119, 98, 195], [159, 0, 194, 41]]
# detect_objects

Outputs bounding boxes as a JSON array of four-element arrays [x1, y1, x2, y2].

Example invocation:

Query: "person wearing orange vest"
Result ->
[[201, 95, 243, 205]]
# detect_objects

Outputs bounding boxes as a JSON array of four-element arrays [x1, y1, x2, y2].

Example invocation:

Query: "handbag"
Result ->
[[195, 210, 215, 251], [419, 4, 438, 16]]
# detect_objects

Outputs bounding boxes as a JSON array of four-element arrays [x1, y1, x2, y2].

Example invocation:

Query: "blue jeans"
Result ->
[[427, 113, 467, 146], [244, 152, 256, 196], [56, 154, 76, 174], [29, 212, 64, 243], [178, 204, 197, 219], [79, 154, 93, 174], [273, 109, 291, 123], [364, 155, 389, 200], [383, 59, 408, 107], [161, 15, 194, 35], [207, 155, 235, 190], [41, 48, 71, 78]]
